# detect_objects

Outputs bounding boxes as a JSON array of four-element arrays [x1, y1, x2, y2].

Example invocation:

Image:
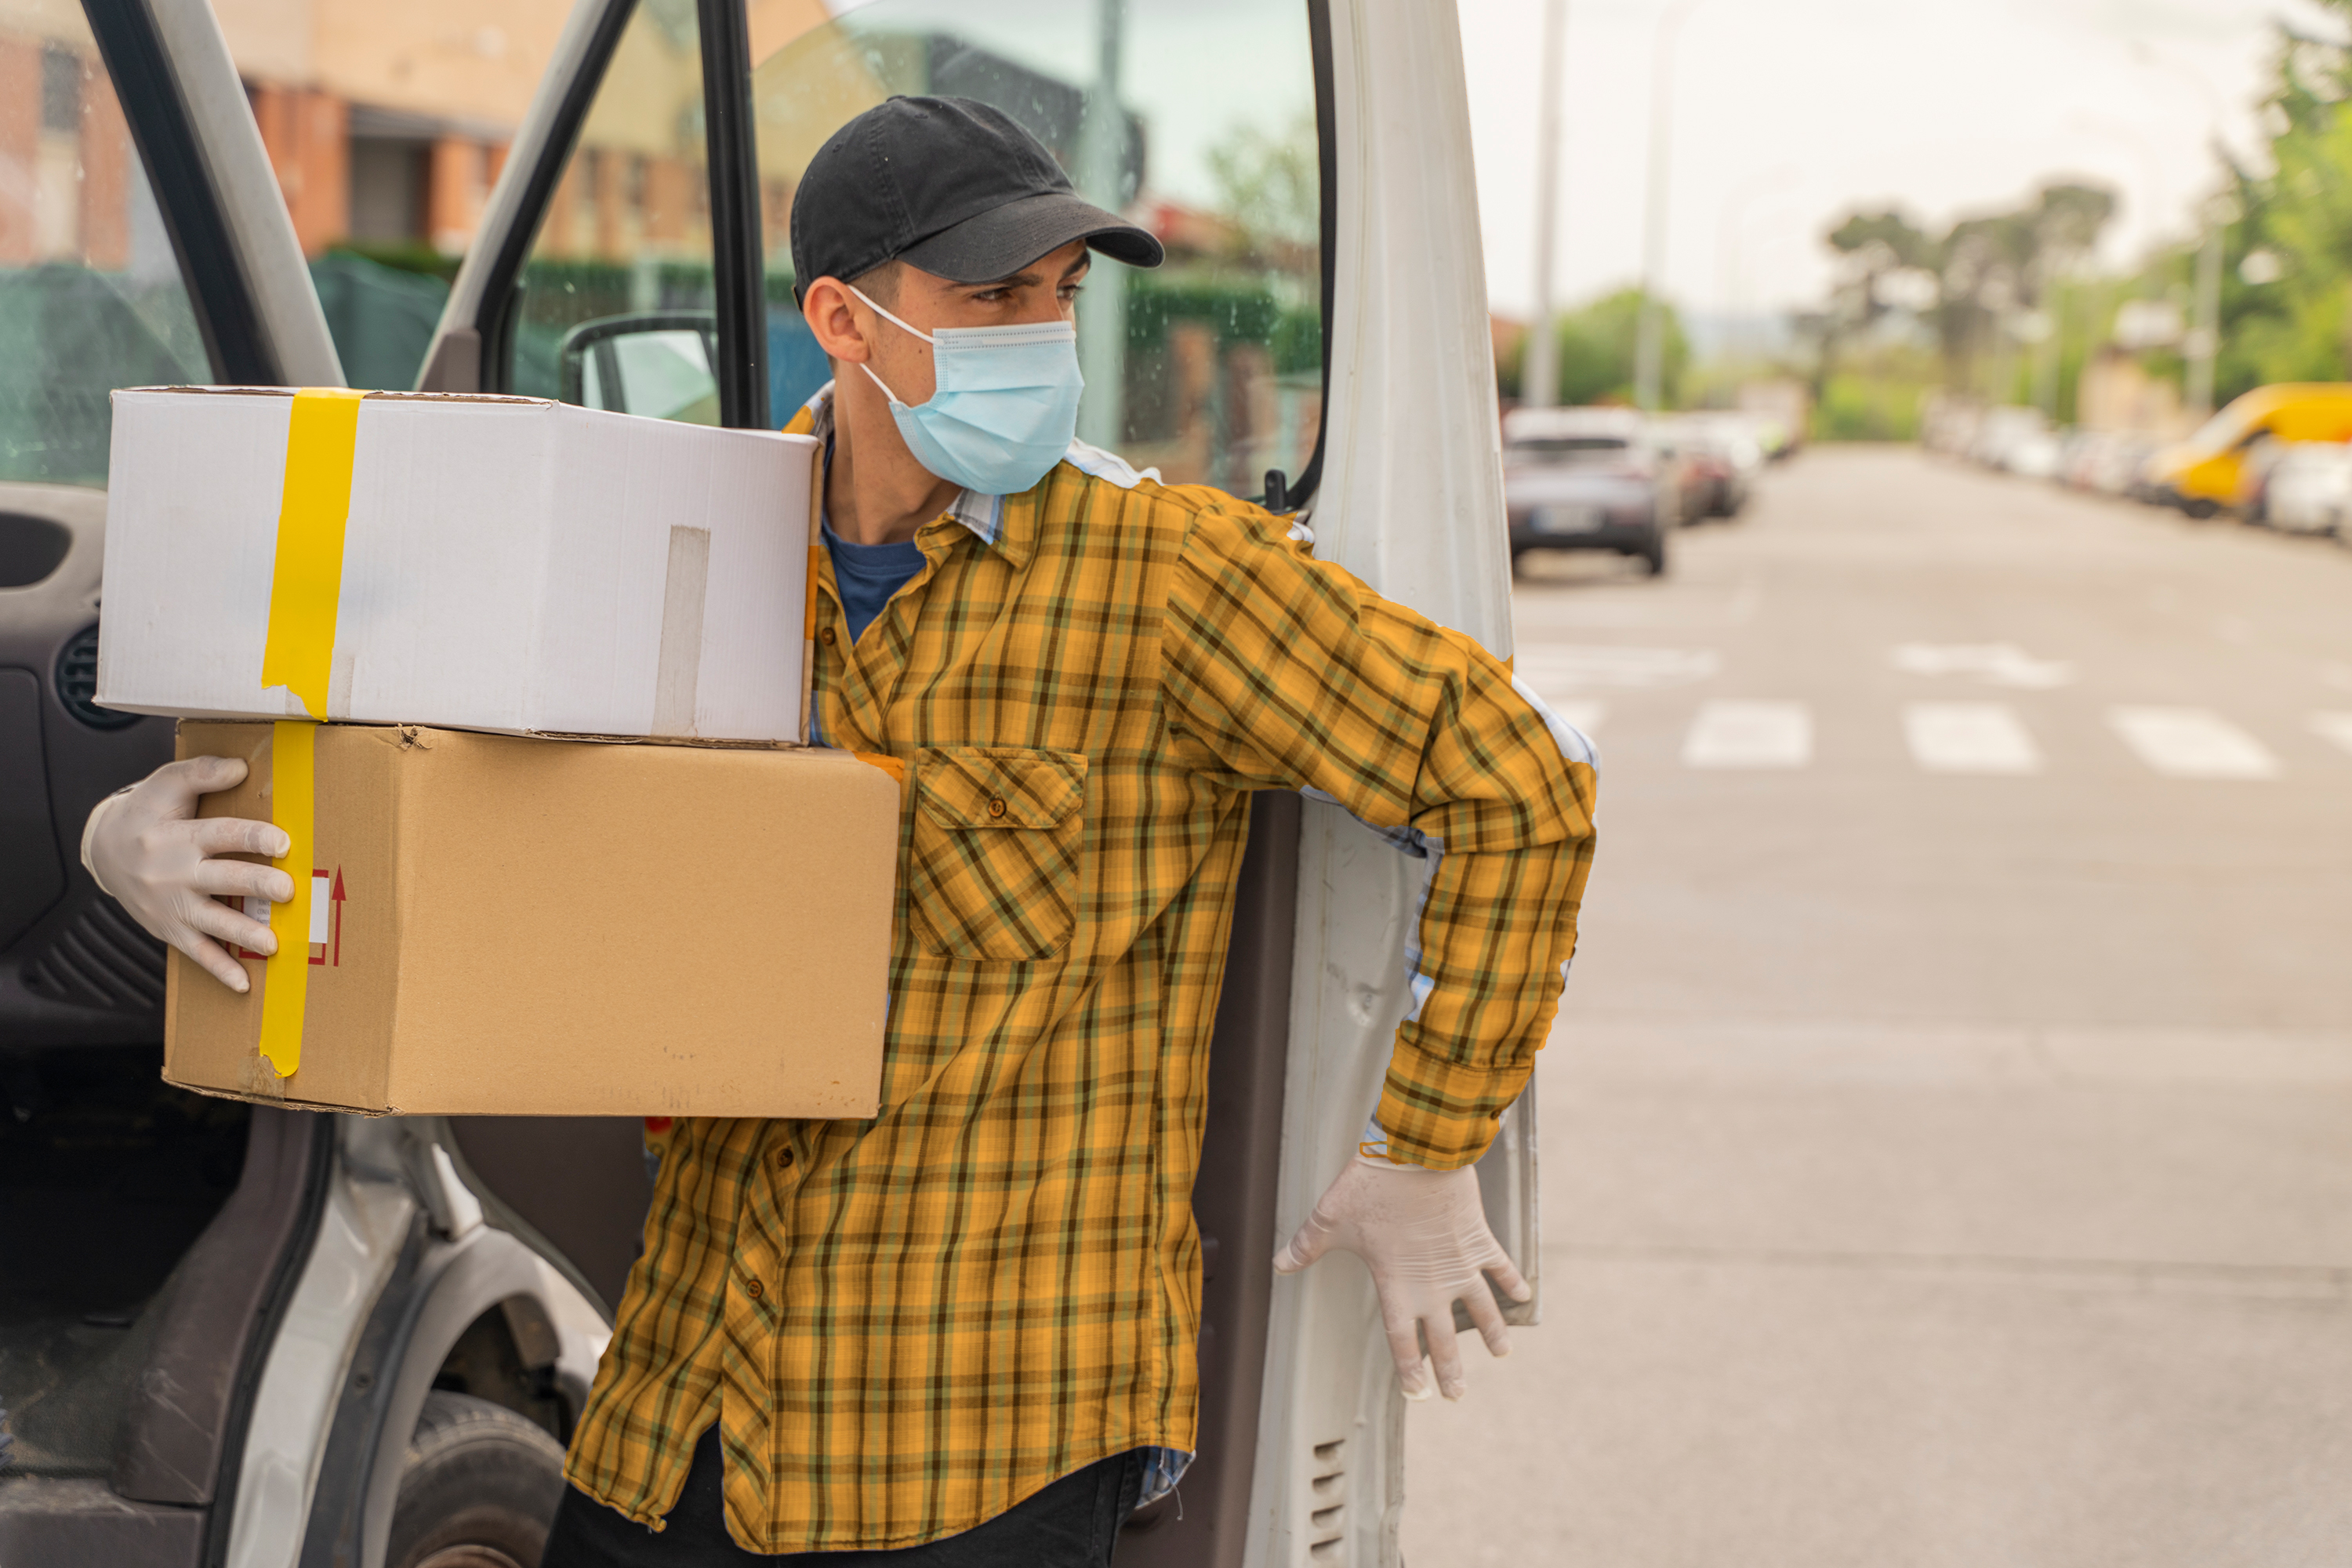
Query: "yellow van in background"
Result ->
[[2147, 383, 2352, 517]]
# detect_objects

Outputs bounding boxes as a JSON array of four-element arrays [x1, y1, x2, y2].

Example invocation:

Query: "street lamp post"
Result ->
[[1522, 0, 1570, 409], [1075, 0, 1129, 448], [1717, 165, 1799, 364], [1635, 0, 1704, 412], [2128, 42, 2230, 421], [2187, 212, 2224, 419]]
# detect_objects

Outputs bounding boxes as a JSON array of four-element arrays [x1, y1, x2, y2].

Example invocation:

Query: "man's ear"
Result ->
[[803, 277, 870, 365]]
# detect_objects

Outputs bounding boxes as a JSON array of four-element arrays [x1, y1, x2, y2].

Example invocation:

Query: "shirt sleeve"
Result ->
[[1157, 499, 1599, 1171]]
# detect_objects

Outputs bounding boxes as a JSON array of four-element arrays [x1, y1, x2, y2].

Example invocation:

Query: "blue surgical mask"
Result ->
[[851, 285, 1084, 496]]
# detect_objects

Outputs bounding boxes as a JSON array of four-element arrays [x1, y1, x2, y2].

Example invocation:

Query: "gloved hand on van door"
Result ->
[[82, 757, 293, 994], [1272, 1153, 1530, 1402]]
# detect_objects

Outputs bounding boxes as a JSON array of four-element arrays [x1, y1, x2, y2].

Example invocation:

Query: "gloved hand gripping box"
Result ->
[[165, 721, 902, 1117], [97, 387, 818, 742]]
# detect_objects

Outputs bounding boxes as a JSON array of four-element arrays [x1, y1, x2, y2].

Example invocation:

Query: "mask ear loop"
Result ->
[[848, 283, 932, 409]]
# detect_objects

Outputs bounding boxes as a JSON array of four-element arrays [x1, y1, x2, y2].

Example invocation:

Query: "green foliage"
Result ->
[[1519, 288, 1687, 408], [1123, 275, 1320, 374], [327, 241, 461, 285], [310, 251, 448, 391], [1816, 372, 1923, 441], [1205, 113, 1319, 254], [2201, 12, 2352, 400], [1812, 183, 2117, 401]]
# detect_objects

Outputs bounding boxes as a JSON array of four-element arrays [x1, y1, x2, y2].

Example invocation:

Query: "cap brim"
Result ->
[[897, 191, 1164, 282]]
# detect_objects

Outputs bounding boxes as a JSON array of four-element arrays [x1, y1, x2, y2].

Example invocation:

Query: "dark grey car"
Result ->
[[1502, 408, 1670, 576]]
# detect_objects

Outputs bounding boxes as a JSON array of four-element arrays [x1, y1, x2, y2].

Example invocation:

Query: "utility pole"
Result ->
[[2186, 204, 2224, 419], [2128, 42, 2228, 423], [1635, 0, 1703, 411], [1076, 0, 1128, 448], [1522, 0, 1569, 408], [1717, 165, 1799, 364]]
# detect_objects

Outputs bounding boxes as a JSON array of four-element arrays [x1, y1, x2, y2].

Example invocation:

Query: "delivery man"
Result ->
[[82, 96, 1597, 1565]]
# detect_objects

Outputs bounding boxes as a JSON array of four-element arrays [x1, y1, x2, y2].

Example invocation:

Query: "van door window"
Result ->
[[503, 0, 720, 424], [746, 0, 1323, 499], [0, 11, 209, 486]]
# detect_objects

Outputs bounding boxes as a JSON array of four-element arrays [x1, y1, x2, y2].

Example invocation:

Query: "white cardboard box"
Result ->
[[98, 387, 817, 742]]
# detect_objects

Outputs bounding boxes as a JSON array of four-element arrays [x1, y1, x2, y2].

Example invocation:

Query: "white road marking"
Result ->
[[2108, 706, 2281, 779], [1513, 644, 1719, 690], [2310, 711, 2352, 756], [1682, 701, 1812, 769], [1903, 702, 2042, 774], [1889, 642, 2075, 688]]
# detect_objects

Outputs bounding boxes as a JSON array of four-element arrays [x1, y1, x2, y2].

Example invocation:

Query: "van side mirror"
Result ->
[[557, 312, 721, 425]]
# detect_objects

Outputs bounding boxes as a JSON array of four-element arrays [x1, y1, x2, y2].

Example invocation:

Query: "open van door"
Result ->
[[0, 0, 1528, 1560], [1, 5, 613, 1566], [416, 2, 1532, 1565]]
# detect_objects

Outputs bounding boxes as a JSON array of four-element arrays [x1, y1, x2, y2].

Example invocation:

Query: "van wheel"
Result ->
[[386, 1392, 568, 1568], [1639, 536, 1668, 577]]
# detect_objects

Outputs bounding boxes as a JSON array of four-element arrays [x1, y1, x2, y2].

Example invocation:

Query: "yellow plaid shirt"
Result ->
[[562, 390, 1599, 1552]]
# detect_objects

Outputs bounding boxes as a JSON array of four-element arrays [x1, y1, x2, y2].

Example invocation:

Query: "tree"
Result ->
[[1814, 181, 2116, 401], [1817, 209, 1934, 399], [1206, 114, 1319, 260], [1517, 288, 1688, 407]]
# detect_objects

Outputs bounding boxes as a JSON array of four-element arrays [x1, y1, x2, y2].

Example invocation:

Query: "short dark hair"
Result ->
[[846, 259, 905, 307]]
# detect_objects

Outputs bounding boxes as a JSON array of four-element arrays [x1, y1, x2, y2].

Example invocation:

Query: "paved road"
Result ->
[[1400, 446, 2352, 1567]]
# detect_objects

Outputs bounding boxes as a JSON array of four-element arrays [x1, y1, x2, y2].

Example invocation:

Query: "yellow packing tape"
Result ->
[[255, 387, 361, 1078], [256, 719, 315, 1077], [260, 388, 365, 718]]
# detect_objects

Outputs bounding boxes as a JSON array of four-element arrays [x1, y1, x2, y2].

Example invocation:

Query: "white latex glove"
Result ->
[[1272, 1156, 1530, 1402], [82, 757, 293, 994]]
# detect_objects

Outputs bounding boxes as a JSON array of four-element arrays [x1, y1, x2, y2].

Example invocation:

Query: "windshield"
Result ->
[[0, 6, 210, 487], [747, 0, 1323, 499], [1508, 434, 1642, 467]]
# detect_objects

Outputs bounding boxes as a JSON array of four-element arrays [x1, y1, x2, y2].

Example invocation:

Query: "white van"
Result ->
[[0, 2, 1532, 1563]]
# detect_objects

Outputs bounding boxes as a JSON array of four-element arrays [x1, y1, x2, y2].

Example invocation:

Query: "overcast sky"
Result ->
[[1460, 0, 2339, 323]]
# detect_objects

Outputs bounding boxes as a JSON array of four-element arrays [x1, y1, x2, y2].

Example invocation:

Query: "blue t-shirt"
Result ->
[[822, 524, 925, 645]]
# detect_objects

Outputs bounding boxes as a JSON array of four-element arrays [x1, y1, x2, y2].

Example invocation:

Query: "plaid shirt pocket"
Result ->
[[908, 746, 1088, 960]]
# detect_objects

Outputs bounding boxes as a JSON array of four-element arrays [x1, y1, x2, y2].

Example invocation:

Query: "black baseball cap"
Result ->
[[789, 96, 1163, 303]]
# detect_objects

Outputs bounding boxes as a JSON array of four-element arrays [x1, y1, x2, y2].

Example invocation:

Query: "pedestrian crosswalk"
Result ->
[[2107, 706, 2281, 779], [1518, 690, 2351, 779], [1682, 701, 1813, 769], [1903, 702, 2043, 774]]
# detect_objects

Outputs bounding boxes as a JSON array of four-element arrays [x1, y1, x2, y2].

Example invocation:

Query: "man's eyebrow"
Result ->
[[968, 268, 1043, 291], [1061, 252, 1093, 280]]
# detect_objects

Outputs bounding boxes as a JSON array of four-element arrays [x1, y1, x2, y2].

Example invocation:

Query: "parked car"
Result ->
[[2146, 383, 2352, 517], [1961, 406, 2058, 477], [2251, 440, 2352, 535], [2088, 433, 2162, 499], [0, 0, 1537, 1564], [1503, 407, 1671, 575], [1735, 379, 1809, 458], [1661, 414, 1760, 518]]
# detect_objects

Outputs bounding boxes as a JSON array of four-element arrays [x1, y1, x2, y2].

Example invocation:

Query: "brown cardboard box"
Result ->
[[165, 722, 902, 1118]]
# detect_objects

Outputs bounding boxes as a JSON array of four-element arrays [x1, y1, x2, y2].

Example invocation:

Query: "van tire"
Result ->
[[385, 1392, 568, 1568], [1639, 535, 1668, 577]]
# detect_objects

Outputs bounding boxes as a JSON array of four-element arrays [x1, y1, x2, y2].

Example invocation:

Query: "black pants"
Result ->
[[543, 1426, 1145, 1566]]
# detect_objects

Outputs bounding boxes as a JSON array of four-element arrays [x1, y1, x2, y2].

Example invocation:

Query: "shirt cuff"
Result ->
[[1373, 1051, 1534, 1171]]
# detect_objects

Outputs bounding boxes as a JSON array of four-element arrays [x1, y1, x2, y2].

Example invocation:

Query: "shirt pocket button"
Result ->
[[987, 797, 1007, 819]]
